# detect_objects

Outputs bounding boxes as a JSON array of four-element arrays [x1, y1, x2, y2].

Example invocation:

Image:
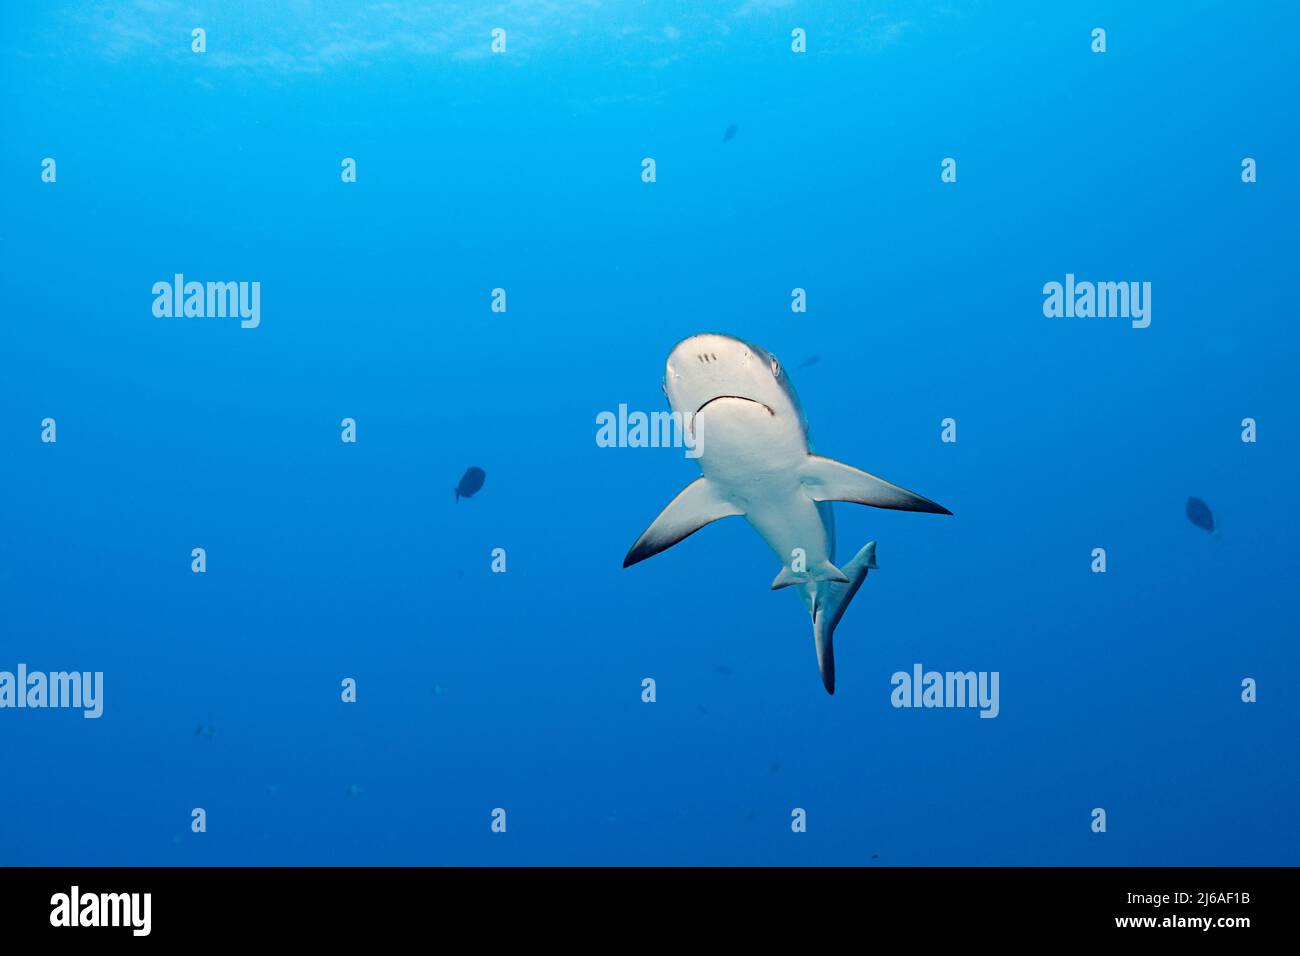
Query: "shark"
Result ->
[[622, 333, 951, 694]]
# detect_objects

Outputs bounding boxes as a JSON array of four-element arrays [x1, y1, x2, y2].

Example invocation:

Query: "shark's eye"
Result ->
[[770, 356, 781, 377]]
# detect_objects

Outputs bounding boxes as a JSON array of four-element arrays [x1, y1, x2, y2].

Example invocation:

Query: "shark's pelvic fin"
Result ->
[[623, 477, 744, 568], [800, 455, 951, 515], [771, 560, 849, 590], [809, 541, 878, 695]]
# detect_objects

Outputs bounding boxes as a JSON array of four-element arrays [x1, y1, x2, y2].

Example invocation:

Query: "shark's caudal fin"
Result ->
[[808, 541, 878, 695], [800, 455, 951, 515], [623, 477, 744, 568]]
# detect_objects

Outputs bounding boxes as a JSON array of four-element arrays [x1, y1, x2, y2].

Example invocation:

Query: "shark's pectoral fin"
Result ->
[[623, 477, 743, 568], [799, 455, 951, 515]]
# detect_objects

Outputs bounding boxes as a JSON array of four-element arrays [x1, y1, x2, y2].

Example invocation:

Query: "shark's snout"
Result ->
[[663, 333, 785, 430], [668, 333, 750, 371]]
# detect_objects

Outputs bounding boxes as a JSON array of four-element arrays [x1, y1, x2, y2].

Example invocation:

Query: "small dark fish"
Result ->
[[455, 466, 486, 501], [798, 355, 821, 369], [769, 761, 780, 776], [716, 664, 732, 676], [722, 123, 738, 143], [1186, 497, 1215, 534]]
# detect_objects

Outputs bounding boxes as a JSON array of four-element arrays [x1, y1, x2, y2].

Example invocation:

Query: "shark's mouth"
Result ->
[[694, 395, 775, 418]]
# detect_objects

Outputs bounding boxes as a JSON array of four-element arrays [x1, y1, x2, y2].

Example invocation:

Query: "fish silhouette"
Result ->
[[455, 467, 486, 501], [722, 123, 738, 143], [1186, 497, 1216, 535], [798, 355, 821, 369]]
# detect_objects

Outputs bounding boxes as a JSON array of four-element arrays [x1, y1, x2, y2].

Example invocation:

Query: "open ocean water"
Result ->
[[1, 1, 1297, 866]]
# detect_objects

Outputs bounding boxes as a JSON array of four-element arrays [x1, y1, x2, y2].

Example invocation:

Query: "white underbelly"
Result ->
[[689, 399, 831, 565]]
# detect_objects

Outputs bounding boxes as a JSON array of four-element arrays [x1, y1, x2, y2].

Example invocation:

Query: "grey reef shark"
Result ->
[[623, 333, 951, 694]]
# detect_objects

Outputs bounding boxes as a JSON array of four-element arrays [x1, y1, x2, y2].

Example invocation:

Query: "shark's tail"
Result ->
[[809, 541, 877, 695]]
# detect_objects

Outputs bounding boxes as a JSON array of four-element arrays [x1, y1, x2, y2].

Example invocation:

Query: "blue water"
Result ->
[[2, 1, 1296, 866]]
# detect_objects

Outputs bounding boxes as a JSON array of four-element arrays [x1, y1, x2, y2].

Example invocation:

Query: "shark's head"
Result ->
[[663, 333, 804, 425]]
